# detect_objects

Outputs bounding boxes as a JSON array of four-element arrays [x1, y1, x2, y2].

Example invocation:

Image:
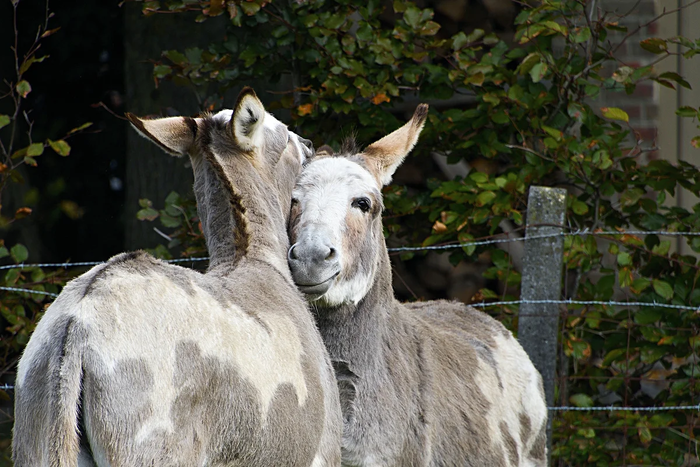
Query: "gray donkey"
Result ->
[[13, 88, 342, 467], [287, 104, 547, 466]]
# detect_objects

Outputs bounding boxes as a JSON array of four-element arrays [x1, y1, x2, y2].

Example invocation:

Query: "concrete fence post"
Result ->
[[517, 186, 567, 465]]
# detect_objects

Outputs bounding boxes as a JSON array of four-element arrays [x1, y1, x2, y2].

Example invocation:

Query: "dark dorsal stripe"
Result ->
[[200, 118, 250, 264]]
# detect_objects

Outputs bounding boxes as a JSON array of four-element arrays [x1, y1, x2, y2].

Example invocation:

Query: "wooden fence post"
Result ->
[[517, 186, 567, 465]]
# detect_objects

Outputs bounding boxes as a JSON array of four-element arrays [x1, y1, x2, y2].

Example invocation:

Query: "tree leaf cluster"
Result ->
[[133, 1, 700, 462]]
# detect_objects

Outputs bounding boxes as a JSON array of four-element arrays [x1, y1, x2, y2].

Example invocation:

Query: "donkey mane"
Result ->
[[199, 117, 250, 265]]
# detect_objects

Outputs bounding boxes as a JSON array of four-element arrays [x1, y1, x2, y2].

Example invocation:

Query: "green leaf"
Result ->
[[67, 122, 93, 135], [404, 6, 421, 28], [617, 252, 632, 266], [153, 65, 171, 79], [518, 53, 540, 75], [19, 54, 48, 75], [634, 308, 662, 325], [452, 32, 468, 50], [26, 143, 44, 157], [16, 80, 31, 98], [652, 279, 673, 300], [651, 240, 670, 256], [48, 139, 71, 156], [10, 244, 29, 263], [164, 50, 188, 65], [638, 426, 652, 444], [541, 125, 562, 140], [0, 115, 10, 130], [572, 27, 591, 43], [640, 38, 668, 54], [571, 199, 588, 215], [419, 21, 440, 36], [469, 172, 488, 183], [137, 208, 159, 221], [620, 188, 644, 207], [356, 23, 373, 42], [601, 107, 629, 122], [476, 191, 496, 206], [602, 348, 626, 367], [324, 14, 345, 30], [160, 213, 181, 228], [239, 2, 260, 15], [676, 106, 698, 118], [529, 62, 547, 83], [569, 393, 594, 408], [659, 71, 691, 89]]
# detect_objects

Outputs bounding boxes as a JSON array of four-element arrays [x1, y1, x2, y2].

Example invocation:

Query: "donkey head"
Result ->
[[288, 104, 428, 306], [127, 87, 314, 267]]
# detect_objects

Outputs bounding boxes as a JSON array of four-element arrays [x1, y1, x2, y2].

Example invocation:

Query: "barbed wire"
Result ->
[[387, 229, 700, 252], [2, 229, 698, 273], [0, 382, 695, 414], [548, 404, 700, 412], [3, 287, 697, 314], [0, 286, 59, 298], [0, 256, 209, 271], [470, 298, 700, 312]]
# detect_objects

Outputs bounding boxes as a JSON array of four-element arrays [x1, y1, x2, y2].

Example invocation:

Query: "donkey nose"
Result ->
[[288, 243, 299, 261], [288, 242, 335, 265]]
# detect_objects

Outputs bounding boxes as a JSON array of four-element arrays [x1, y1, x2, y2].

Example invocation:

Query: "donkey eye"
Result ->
[[352, 197, 371, 213]]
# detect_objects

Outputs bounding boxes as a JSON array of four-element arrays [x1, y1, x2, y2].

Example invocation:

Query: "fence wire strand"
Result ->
[[470, 298, 700, 312], [0, 382, 696, 414], [2, 228, 699, 272]]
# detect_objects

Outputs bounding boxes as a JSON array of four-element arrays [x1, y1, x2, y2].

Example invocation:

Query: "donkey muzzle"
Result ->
[[288, 241, 340, 296]]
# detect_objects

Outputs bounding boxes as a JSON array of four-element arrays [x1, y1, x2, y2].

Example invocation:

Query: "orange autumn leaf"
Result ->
[[297, 104, 313, 116], [432, 220, 447, 233], [371, 93, 390, 105]]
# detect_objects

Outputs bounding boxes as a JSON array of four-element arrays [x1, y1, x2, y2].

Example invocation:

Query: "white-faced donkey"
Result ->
[[12, 88, 342, 467], [287, 104, 547, 466]]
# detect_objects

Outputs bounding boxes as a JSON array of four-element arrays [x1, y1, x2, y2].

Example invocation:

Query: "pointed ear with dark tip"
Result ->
[[231, 87, 266, 151], [362, 103, 429, 186], [315, 144, 334, 157], [126, 113, 197, 157]]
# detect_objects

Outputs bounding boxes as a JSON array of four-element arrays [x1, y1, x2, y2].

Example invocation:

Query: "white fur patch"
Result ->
[[233, 95, 267, 151], [293, 158, 379, 306], [479, 330, 548, 465], [289, 130, 311, 165], [23, 261, 310, 445]]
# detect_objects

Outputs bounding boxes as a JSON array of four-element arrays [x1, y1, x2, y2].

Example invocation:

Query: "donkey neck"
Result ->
[[315, 245, 398, 369], [192, 153, 290, 278]]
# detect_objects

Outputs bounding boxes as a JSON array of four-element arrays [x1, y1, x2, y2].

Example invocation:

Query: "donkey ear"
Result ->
[[126, 113, 196, 157], [362, 104, 429, 186], [231, 87, 266, 151], [315, 144, 334, 157]]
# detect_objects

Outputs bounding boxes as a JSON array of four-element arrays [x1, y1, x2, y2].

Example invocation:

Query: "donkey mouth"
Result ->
[[295, 271, 340, 295]]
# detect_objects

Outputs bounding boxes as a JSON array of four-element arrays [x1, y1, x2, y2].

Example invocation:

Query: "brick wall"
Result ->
[[599, 0, 662, 159]]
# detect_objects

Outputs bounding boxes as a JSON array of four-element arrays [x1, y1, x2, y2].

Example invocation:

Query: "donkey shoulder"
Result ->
[[404, 299, 512, 343]]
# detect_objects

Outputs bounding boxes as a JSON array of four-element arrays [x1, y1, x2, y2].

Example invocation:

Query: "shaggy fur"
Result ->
[[13, 88, 341, 467], [288, 105, 547, 466]]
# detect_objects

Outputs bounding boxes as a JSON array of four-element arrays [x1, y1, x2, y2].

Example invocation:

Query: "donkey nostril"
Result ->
[[326, 248, 336, 261], [288, 244, 298, 261]]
